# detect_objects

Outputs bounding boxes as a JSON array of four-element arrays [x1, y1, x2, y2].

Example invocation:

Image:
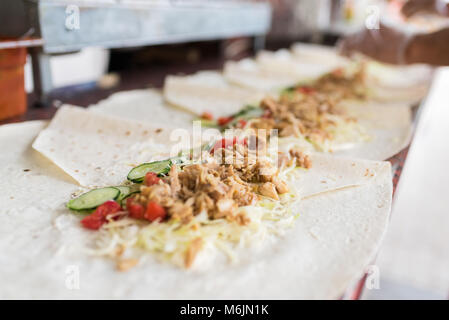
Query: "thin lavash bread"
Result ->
[[32, 105, 189, 187], [1, 118, 391, 299], [161, 70, 413, 161], [163, 71, 265, 117]]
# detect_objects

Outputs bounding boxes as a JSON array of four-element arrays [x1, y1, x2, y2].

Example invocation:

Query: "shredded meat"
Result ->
[[249, 67, 366, 145], [135, 141, 312, 224], [258, 182, 279, 200], [252, 95, 341, 144], [116, 258, 139, 272], [311, 67, 366, 101], [272, 176, 289, 194], [169, 165, 180, 196], [184, 237, 203, 268], [137, 154, 276, 223], [290, 147, 312, 169]]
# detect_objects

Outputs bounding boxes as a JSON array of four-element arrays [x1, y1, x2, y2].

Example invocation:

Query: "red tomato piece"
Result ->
[[81, 200, 121, 230], [200, 111, 214, 121], [237, 119, 247, 128], [81, 214, 105, 230], [297, 86, 315, 95], [332, 68, 344, 76], [217, 116, 233, 126], [211, 138, 227, 153], [126, 197, 145, 219], [144, 201, 166, 222], [211, 137, 246, 154], [144, 172, 161, 186]]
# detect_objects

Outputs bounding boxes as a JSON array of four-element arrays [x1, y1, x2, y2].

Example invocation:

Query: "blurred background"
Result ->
[[0, 0, 448, 300], [0, 0, 388, 114]]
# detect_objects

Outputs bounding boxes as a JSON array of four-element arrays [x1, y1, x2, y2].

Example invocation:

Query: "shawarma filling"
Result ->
[[254, 95, 344, 139], [69, 138, 311, 269], [201, 68, 368, 152], [302, 66, 367, 102], [127, 141, 309, 225]]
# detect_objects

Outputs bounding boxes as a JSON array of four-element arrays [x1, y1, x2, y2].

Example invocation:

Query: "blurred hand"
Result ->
[[338, 23, 411, 64], [401, 0, 437, 17]]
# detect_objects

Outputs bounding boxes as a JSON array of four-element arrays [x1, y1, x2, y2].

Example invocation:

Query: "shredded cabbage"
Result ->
[[85, 106, 369, 268], [86, 160, 302, 269], [314, 114, 371, 152]]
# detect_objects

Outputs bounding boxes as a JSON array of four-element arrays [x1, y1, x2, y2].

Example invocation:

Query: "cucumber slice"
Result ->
[[170, 156, 187, 165], [115, 186, 141, 205], [121, 191, 141, 209], [115, 186, 131, 202], [201, 139, 216, 153], [67, 187, 120, 211], [227, 105, 263, 127], [122, 190, 140, 202], [127, 160, 172, 183], [198, 119, 219, 128]]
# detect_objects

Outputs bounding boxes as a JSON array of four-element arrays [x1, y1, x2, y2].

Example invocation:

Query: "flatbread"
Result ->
[[32, 105, 186, 187], [223, 49, 347, 93], [291, 43, 352, 68], [89, 89, 194, 129], [163, 71, 265, 117], [336, 100, 413, 160], [363, 61, 432, 105], [257, 49, 341, 80], [298, 153, 389, 198], [0, 120, 392, 299], [291, 42, 433, 105], [224, 58, 299, 93], [163, 71, 413, 161], [31, 102, 388, 193]]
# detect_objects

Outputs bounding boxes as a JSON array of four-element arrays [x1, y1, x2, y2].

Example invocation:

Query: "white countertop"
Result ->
[[363, 67, 449, 299]]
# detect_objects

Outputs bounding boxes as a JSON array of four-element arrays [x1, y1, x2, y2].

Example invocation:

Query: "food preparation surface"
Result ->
[[0, 56, 417, 299]]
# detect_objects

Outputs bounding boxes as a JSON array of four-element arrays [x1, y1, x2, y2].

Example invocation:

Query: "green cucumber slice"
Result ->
[[115, 186, 131, 202], [127, 160, 172, 183], [121, 191, 141, 209], [198, 119, 219, 128], [170, 156, 187, 165], [231, 105, 263, 122], [221, 105, 264, 129], [115, 186, 141, 205], [121, 190, 140, 202], [67, 187, 120, 211]]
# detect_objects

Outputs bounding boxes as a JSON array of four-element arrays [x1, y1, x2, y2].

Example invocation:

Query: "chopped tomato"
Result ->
[[236, 119, 247, 128], [200, 111, 214, 121], [80, 214, 104, 230], [144, 172, 161, 186], [144, 201, 166, 222], [81, 200, 121, 230], [211, 137, 247, 154], [126, 197, 145, 219], [332, 68, 344, 76], [297, 86, 315, 95], [217, 116, 233, 126]]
